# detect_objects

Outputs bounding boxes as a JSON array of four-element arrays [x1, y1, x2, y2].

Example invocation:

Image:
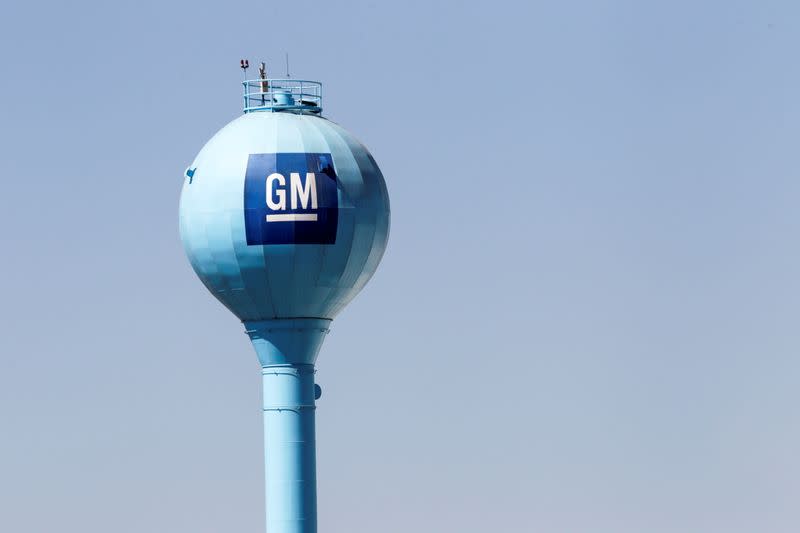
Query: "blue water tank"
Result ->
[[179, 103, 390, 322]]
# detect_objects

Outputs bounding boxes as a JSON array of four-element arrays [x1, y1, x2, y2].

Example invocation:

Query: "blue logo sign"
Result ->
[[244, 153, 339, 245]]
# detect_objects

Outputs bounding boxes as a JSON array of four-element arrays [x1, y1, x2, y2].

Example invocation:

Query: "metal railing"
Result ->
[[243, 79, 322, 114]]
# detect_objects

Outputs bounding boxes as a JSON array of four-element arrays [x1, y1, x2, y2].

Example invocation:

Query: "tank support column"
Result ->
[[262, 364, 318, 533], [244, 318, 331, 533]]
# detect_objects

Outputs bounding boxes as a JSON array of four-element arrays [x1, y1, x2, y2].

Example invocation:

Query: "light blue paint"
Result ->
[[179, 80, 390, 533]]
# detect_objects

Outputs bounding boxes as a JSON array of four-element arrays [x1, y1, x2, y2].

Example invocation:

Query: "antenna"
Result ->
[[286, 52, 290, 78], [258, 62, 268, 105]]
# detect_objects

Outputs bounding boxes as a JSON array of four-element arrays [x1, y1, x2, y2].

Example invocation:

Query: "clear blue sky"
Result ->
[[1, 1, 799, 532]]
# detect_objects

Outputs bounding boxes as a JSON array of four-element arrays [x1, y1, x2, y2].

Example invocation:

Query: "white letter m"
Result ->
[[290, 172, 318, 210]]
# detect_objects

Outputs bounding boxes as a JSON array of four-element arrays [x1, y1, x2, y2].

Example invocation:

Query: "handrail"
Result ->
[[242, 79, 323, 114]]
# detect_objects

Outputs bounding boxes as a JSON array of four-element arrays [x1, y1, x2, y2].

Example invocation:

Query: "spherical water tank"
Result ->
[[179, 110, 390, 322]]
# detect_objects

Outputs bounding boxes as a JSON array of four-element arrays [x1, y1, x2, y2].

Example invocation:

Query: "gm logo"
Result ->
[[244, 153, 338, 245]]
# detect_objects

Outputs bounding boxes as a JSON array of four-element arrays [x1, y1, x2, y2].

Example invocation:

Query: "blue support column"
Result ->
[[262, 364, 317, 533], [244, 318, 331, 533]]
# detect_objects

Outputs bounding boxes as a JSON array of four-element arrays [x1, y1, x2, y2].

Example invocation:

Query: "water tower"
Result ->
[[178, 67, 390, 533]]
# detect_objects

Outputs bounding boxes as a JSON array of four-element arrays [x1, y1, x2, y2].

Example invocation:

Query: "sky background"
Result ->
[[1, 1, 799, 532]]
